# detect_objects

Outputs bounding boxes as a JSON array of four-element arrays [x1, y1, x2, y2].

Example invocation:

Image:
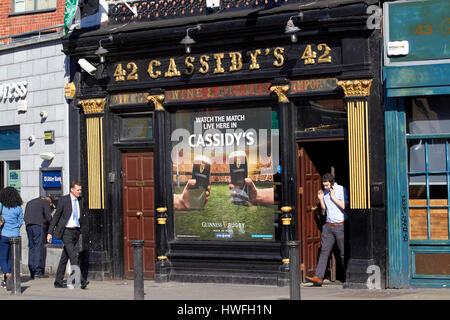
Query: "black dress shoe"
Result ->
[[54, 281, 67, 288], [80, 281, 90, 290]]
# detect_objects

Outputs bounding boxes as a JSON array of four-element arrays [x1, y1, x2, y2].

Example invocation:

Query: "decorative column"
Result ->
[[147, 93, 171, 282], [270, 83, 297, 286], [337, 79, 373, 209], [337, 79, 375, 288], [79, 98, 106, 209]]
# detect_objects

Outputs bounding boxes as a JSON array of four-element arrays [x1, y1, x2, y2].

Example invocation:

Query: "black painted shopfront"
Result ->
[[64, 0, 386, 288]]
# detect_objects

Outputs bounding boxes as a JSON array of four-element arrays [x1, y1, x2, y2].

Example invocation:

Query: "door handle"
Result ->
[[137, 211, 143, 217], [311, 206, 318, 211]]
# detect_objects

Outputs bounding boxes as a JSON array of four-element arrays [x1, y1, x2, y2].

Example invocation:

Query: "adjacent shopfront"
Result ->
[[65, 0, 386, 287], [384, 0, 450, 288]]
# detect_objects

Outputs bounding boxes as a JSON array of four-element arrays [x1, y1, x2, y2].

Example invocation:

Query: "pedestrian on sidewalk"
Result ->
[[47, 181, 89, 289], [306, 173, 349, 287], [24, 195, 54, 279], [0, 187, 23, 289]]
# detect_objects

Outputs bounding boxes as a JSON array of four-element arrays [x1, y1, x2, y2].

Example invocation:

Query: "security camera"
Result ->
[[78, 58, 97, 75], [28, 135, 36, 143], [40, 152, 55, 161]]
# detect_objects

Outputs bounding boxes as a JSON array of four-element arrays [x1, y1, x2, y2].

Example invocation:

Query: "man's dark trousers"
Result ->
[[55, 227, 85, 284], [26, 225, 45, 277], [315, 223, 345, 280]]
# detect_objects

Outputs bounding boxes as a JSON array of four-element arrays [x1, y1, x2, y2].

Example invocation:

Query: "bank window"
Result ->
[[407, 95, 450, 241], [12, 0, 56, 14], [119, 115, 153, 141]]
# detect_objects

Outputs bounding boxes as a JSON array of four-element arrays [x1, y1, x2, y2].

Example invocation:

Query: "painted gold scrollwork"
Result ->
[[337, 79, 373, 97], [78, 98, 106, 114], [269, 85, 289, 102], [147, 94, 165, 111]]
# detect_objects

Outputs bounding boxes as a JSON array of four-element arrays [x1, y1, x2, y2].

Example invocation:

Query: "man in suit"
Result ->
[[24, 195, 54, 279], [47, 181, 89, 289]]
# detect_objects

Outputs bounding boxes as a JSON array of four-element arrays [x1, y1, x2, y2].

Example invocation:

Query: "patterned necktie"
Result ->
[[73, 198, 79, 226]]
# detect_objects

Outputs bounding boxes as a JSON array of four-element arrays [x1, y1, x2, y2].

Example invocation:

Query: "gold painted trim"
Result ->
[[337, 79, 373, 97], [157, 218, 167, 225], [282, 258, 290, 264], [156, 207, 168, 213], [79, 98, 106, 114], [148, 94, 165, 110], [269, 85, 289, 102], [346, 99, 371, 209], [157, 256, 168, 260], [281, 217, 292, 225], [280, 206, 292, 212], [86, 117, 104, 209]]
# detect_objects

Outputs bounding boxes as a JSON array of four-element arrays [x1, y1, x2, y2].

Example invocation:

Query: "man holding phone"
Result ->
[[306, 172, 348, 286]]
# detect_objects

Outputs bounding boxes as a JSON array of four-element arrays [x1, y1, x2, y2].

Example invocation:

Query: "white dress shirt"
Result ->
[[65, 194, 80, 228], [323, 183, 349, 223]]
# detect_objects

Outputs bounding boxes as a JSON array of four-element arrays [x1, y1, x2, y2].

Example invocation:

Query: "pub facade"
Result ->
[[64, 0, 386, 288]]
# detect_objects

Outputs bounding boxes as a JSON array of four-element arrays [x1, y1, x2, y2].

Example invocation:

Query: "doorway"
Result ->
[[122, 152, 155, 279], [297, 139, 349, 283]]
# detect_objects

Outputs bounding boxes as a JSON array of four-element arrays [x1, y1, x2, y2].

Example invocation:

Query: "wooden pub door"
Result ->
[[297, 140, 348, 282], [122, 152, 155, 279], [297, 145, 323, 281]]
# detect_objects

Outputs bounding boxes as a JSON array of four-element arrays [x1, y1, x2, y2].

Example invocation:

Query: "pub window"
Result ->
[[296, 98, 347, 136], [407, 95, 450, 241], [119, 114, 153, 141], [12, 0, 56, 14]]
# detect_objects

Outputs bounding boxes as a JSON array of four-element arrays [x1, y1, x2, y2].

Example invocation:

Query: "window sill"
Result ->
[[8, 8, 56, 17]]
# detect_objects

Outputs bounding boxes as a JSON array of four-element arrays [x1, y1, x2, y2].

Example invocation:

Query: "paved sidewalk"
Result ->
[[1, 277, 450, 300]]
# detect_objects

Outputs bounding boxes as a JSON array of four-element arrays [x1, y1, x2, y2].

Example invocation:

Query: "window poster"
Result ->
[[171, 107, 279, 241]]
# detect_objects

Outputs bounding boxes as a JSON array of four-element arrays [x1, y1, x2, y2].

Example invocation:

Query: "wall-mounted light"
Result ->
[[95, 35, 113, 64], [180, 25, 201, 54], [285, 12, 303, 43], [40, 110, 48, 120]]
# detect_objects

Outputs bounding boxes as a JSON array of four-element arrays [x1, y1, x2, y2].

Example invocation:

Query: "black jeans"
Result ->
[[55, 228, 85, 284], [315, 223, 345, 280]]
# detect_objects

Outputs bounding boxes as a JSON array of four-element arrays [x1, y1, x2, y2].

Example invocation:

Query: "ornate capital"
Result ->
[[147, 94, 165, 111], [337, 79, 373, 97], [79, 98, 106, 114], [270, 85, 289, 102]]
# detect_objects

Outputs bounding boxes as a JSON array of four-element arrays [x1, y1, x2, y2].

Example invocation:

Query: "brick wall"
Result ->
[[0, 0, 65, 44]]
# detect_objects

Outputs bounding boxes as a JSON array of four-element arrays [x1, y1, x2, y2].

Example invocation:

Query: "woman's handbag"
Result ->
[[0, 204, 4, 228]]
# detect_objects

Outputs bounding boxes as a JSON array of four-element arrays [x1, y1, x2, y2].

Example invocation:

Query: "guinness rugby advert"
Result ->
[[171, 107, 279, 241]]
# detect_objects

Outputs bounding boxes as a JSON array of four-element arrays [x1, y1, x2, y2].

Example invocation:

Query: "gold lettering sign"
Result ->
[[109, 79, 337, 105], [112, 44, 333, 82]]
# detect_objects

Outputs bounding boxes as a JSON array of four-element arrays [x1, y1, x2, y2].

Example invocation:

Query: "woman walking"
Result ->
[[0, 187, 23, 288]]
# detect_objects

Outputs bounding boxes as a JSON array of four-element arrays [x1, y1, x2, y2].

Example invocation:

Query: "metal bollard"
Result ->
[[8, 237, 21, 294], [132, 240, 145, 300], [287, 240, 301, 300]]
